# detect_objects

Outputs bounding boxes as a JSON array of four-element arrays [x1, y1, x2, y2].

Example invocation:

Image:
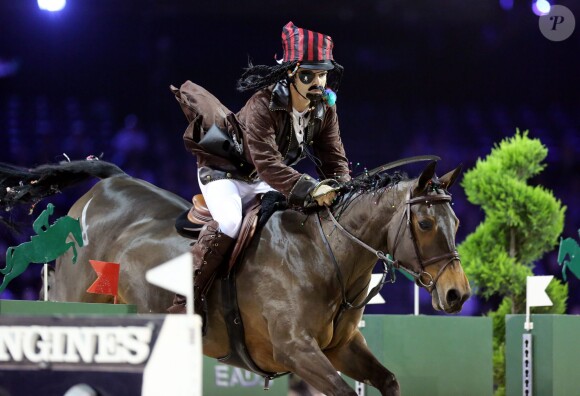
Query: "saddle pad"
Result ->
[[174, 210, 204, 239]]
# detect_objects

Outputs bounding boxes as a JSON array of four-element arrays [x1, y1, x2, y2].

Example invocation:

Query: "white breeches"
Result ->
[[198, 173, 275, 238]]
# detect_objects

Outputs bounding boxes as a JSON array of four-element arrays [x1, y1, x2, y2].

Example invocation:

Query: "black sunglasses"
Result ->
[[297, 70, 327, 85]]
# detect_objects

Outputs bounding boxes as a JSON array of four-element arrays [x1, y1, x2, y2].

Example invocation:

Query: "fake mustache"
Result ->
[[309, 85, 325, 93]]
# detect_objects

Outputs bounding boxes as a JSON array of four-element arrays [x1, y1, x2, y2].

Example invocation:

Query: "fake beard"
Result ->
[[306, 85, 324, 102]]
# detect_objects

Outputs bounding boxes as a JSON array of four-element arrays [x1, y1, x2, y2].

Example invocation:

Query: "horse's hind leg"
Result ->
[[326, 330, 400, 396], [1, 248, 14, 274]]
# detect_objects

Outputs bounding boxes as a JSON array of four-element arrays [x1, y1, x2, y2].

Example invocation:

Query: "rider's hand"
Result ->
[[311, 184, 337, 206]]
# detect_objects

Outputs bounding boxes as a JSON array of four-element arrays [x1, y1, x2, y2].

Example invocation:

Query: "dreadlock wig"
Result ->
[[236, 60, 344, 93]]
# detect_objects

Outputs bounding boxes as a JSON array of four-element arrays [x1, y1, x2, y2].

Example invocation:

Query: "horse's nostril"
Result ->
[[446, 289, 460, 305]]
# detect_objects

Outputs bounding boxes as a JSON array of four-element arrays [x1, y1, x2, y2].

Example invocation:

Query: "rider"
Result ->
[[33, 203, 55, 234], [169, 21, 351, 314]]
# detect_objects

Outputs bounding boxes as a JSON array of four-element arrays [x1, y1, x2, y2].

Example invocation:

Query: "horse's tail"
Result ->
[[0, 160, 125, 211]]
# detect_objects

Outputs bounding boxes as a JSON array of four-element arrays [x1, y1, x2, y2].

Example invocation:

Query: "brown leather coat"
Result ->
[[172, 80, 351, 206]]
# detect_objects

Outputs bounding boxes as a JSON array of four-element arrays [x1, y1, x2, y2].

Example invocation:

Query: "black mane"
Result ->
[[331, 171, 409, 217]]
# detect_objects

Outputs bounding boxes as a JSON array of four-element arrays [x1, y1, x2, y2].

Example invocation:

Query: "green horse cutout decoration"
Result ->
[[1, 203, 84, 292], [558, 230, 580, 281]]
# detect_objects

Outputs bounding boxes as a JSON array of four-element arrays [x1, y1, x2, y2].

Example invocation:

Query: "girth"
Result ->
[[218, 267, 289, 385]]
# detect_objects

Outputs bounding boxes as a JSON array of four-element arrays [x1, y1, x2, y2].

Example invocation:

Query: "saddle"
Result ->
[[174, 195, 210, 238], [175, 194, 260, 273]]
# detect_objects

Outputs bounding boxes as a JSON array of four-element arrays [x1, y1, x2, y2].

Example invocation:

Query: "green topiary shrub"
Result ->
[[458, 130, 567, 394]]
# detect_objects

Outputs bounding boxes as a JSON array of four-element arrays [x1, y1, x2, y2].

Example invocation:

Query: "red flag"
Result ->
[[87, 260, 120, 303]]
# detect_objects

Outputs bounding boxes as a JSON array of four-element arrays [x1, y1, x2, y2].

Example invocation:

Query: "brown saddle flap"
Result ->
[[188, 194, 260, 273], [227, 202, 260, 274]]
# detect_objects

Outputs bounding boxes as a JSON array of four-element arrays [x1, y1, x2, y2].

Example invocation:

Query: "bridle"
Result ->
[[390, 187, 460, 290], [316, 184, 460, 313]]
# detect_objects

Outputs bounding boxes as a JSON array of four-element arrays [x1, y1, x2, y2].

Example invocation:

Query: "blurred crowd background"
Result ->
[[0, 0, 578, 315]]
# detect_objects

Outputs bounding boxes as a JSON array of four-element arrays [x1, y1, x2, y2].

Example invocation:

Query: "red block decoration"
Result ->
[[87, 260, 120, 304]]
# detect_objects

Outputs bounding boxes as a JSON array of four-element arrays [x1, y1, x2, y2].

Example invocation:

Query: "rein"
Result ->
[[316, 187, 461, 317], [316, 212, 395, 312]]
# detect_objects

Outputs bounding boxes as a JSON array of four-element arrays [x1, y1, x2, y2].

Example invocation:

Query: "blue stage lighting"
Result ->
[[37, 0, 66, 12], [532, 0, 551, 16], [499, 0, 514, 11]]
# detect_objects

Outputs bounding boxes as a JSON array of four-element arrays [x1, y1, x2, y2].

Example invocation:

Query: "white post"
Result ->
[[524, 304, 533, 331], [414, 284, 419, 315], [187, 293, 194, 316], [355, 320, 366, 395], [142, 315, 203, 396], [355, 381, 366, 396], [522, 333, 533, 396], [43, 263, 48, 301]]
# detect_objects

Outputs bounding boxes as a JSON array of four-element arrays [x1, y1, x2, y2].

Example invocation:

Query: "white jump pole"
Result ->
[[43, 263, 48, 301], [414, 284, 419, 315]]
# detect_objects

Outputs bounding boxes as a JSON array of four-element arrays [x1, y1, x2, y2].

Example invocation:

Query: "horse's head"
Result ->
[[558, 237, 580, 281], [52, 215, 85, 249], [387, 161, 471, 313], [558, 237, 571, 265]]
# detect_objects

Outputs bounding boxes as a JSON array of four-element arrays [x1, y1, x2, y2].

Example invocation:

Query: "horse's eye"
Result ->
[[418, 220, 433, 230]]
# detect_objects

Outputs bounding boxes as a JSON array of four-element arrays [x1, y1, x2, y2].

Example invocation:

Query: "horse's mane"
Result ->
[[332, 171, 409, 217], [342, 171, 409, 194], [257, 172, 409, 225]]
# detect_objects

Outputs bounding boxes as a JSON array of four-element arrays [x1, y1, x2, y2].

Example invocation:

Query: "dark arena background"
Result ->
[[0, 0, 579, 317]]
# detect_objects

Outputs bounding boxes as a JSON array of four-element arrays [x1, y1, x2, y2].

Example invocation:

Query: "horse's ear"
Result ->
[[414, 161, 437, 193], [438, 164, 463, 190]]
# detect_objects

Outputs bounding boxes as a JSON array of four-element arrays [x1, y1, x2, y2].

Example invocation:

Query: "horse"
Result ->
[[0, 159, 470, 396], [558, 235, 580, 281], [1, 214, 84, 292]]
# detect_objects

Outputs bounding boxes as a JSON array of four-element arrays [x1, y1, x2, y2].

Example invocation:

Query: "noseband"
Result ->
[[318, 187, 460, 312]]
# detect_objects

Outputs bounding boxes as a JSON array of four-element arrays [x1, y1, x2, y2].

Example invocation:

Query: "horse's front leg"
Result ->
[[325, 330, 400, 396], [67, 242, 78, 264], [270, 335, 356, 396]]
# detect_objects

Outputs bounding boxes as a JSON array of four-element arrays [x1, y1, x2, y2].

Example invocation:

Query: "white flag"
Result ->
[[526, 275, 553, 307], [368, 274, 386, 304], [146, 252, 193, 297]]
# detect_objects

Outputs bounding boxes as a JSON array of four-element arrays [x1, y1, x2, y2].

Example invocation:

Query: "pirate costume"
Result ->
[[168, 21, 351, 315]]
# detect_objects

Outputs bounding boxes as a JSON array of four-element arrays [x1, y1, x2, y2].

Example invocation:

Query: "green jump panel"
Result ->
[[345, 315, 493, 396], [506, 314, 580, 396], [0, 300, 137, 315]]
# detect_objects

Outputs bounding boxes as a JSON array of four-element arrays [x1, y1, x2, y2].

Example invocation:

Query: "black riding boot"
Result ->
[[168, 220, 235, 315]]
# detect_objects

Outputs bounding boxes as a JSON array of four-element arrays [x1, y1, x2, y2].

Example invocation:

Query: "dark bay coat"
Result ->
[[172, 80, 350, 206]]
